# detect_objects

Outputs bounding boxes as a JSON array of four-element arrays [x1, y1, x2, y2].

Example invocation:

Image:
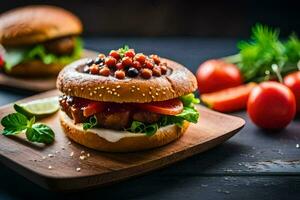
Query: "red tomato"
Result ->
[[136, 99, 183, 115], [196, 59, 243, 94], [83, 102, 105, 117], [247, 81, 296, 129], [201, 82, 256, 112], [284, 71, 300, 113]]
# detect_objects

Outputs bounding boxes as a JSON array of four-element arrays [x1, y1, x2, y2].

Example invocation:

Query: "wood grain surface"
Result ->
[[0, 49, 98, 92], [0, 90, 245, 191]]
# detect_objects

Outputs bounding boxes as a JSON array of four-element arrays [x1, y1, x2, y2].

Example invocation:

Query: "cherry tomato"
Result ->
[[201, 83, 256, 113], [247, 81, 296, 129], [83, 102, 105, 117], [125, 49, 135, 58], [136, 98, 183, 115], [109, 50, 120, 60], [284, 71, 300, 113], [196, 59, 243, 94]]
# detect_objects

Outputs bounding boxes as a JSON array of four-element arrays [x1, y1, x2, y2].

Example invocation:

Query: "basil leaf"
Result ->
[[26, 123, 54, 144], [129, 121, 145, 133], [83, 115, 97, 130], [1, 113, 28, 135]]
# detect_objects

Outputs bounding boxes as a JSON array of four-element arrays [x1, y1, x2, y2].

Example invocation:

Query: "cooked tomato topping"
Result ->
[[136, 98, 183, 115], [82, 102, 105, 117]]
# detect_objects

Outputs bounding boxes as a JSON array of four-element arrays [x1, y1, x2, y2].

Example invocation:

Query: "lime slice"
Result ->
[[14, 96, 59, 119]]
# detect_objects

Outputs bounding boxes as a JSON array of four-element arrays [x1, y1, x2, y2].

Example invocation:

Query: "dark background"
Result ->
[[0, 0, 299, 37]]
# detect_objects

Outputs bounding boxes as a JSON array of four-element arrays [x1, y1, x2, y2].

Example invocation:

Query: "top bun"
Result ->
[[57, 58, 197, 103], [0, 5, 82, 46]]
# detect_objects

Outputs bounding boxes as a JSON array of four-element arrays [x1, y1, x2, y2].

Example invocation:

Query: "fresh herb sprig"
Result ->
[[223, 24, 300, 82], [1, 113, 54, 144]]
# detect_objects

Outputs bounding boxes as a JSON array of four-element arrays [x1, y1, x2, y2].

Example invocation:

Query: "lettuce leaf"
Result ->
[[4, 37, 83, 71]]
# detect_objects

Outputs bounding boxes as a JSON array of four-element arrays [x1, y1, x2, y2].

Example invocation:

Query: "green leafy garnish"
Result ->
[[223, 24, 300, 82], [4, 37, 83, 71], [180, 93, 200, 107], [1, 113, 54, 144], [83, 115, 97, 130], [118, 45, 130, 58], [128, 121, 158, 136]]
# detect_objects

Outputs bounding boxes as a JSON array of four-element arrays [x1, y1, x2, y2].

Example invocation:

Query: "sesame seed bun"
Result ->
[[57, 58, 198, 103], [0, 5, 82, 46], [60, 111, 189, 152]]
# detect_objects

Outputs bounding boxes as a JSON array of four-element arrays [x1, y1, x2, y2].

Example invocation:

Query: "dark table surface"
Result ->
[[0, 38, 300, 200]]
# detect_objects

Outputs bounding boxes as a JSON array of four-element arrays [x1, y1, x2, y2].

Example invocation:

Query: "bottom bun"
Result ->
[[59, 111, 189, 152], [5, 60, 66, 77]]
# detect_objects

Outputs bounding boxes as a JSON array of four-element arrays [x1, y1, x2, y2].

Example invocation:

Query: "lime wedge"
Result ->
[[14, 96, 59, 119]]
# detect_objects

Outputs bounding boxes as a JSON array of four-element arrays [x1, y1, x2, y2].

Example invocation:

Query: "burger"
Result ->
[[0, 5, 83, 77], [57, 46, 200, 152]]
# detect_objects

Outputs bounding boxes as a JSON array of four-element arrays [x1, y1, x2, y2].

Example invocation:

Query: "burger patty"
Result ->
[[59, 96, 161, 130], [44, 36, 76, 55]]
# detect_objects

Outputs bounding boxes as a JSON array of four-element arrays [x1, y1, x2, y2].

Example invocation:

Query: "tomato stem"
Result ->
[[271, 64, 283, 83]]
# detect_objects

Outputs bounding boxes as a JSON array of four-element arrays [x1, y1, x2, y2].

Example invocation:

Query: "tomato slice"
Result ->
[[82, 102, 105, 117], [136, 99, 183, 115], [201, 82, 257, 113]]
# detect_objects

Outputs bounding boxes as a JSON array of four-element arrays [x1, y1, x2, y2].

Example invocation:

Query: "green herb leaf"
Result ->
[[83, 115, 98, 130], [26, 123, 54, 144], [145, 124, 158, 136], [176, 107, 199, 123], [1, 113, 28, 135], [129, 121, 146, 133], [118, 45, 130, 58], [180, 93, 200, 107]]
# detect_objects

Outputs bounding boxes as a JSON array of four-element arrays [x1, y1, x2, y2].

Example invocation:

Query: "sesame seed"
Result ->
[[149, 91, 152, 95], [142, 93, 146, 96], [87, 153, 90, 157], [108, 91, 112, 94], [97, 87, 101, 89], [42, 156, 46, 160], [48, 154, 54, 158], [163, 92, 166, 95], [114, 92, 117, 95], [116, 85, 121, 88], [81, 151, 85, 154], [156, 88, 160, 91], [152, 95, 155, 99], [106, 87, 110, 90], [76, 167, 81, 172], [89, 92, 93, 96], [101, 86, 105, 89], [131, 90, 135, 93], [79, 155, 86, 160], [48, 165, 52, 169], [81, 87, 84, 90], [70, 152, 74, 157], [132, 85, 136, 88], [68, 88, 71, 92], [93, 91, 97, 94], [150, 86, 153, 89], [156, 92, 159, 96], [68, 141, 72, 145], [117, 94, 120, 97], [99, 94, 102, 97], [137, 87, 140, 91], [88, 88, 91, 91], [112, 88, 116, 91]]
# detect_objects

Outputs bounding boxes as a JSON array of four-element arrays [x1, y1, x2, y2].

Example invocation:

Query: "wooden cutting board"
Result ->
[[0, 90, 245, 191], [0, 49, 98, 92]]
